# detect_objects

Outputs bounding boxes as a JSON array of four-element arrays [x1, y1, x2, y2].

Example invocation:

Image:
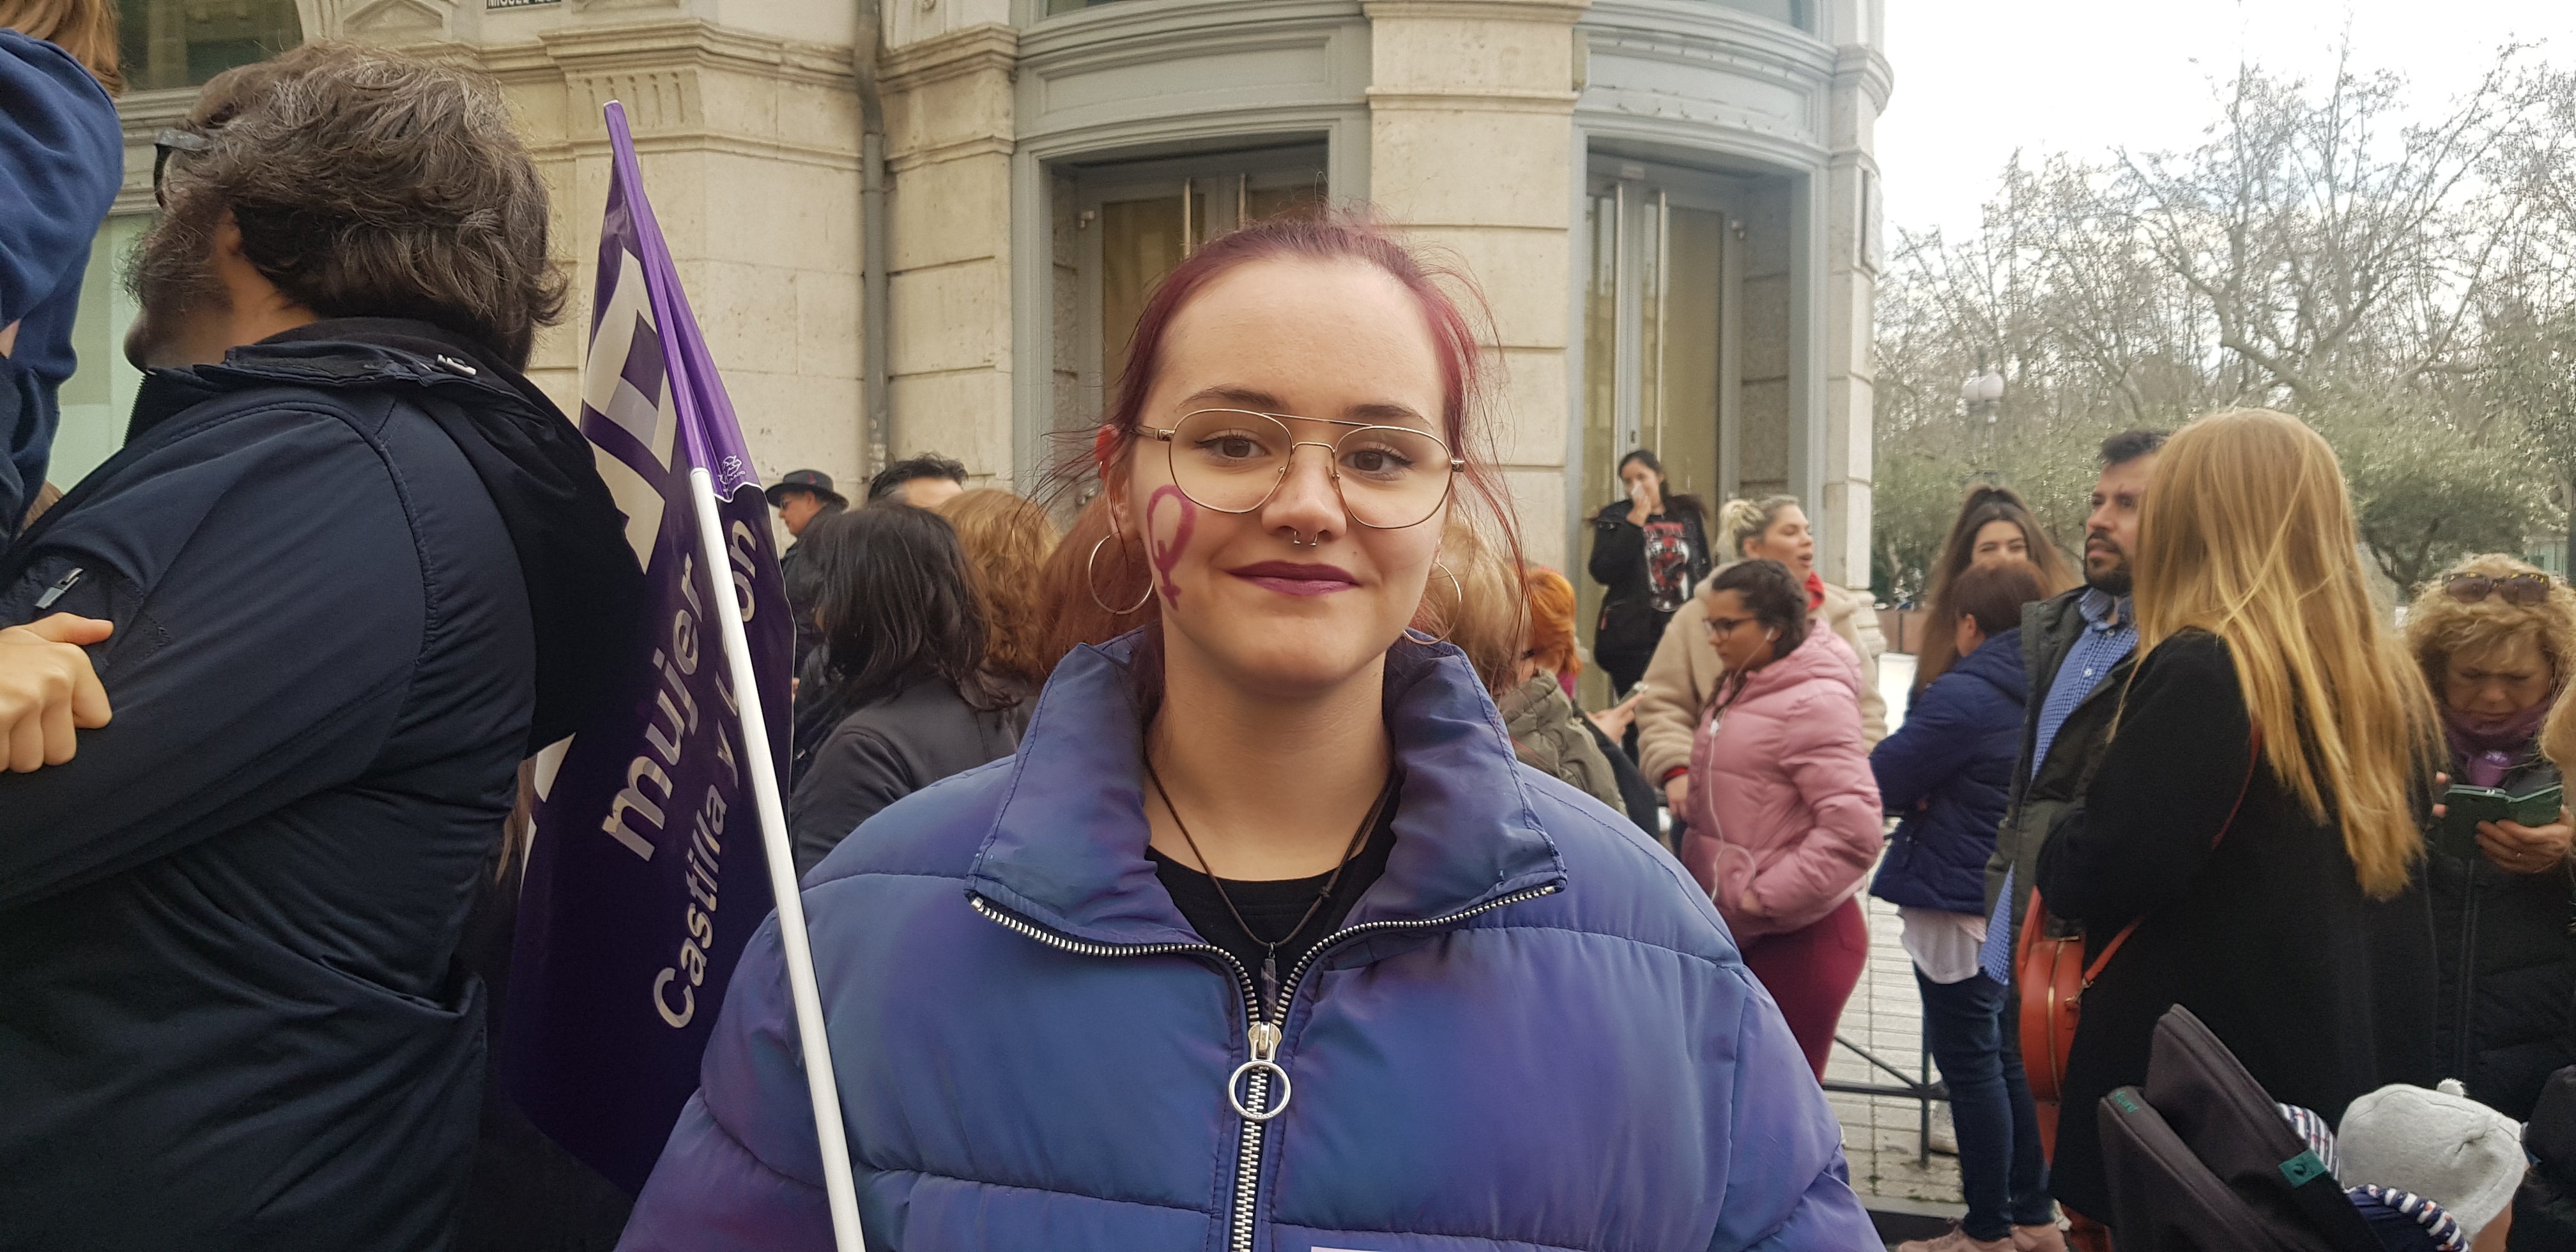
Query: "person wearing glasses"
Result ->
[[0, 46, 642, 1249], [1, 0, 121, 537], [620, 212, 1876, 1249], [1679, 558, 1884, 1080], [1634, 493, 1888, 843], [2405, 554, 2576, 1121]]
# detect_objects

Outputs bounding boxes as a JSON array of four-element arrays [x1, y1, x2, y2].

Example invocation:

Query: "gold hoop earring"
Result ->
[[1404, 560, 1462, 646], [1086, 534, 1155, 615]]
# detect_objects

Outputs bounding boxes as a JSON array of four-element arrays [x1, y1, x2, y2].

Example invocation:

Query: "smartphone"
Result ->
[[2441, 783, 2568, 856]]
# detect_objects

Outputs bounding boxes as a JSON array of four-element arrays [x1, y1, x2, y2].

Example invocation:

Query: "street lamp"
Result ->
[[1960, 358, 2005, 466], [1959, 361, 2005, 418]]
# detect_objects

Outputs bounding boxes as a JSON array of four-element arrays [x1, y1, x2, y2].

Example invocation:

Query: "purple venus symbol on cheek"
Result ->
[[1146, 485, 1197, 606]]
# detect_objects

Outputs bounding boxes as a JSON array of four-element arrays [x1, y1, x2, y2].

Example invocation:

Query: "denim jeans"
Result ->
[[1917, 968, 2053, 1241]]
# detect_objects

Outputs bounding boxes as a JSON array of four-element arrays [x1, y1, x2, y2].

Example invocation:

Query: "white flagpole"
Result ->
[[687, 466, 866, 1252]]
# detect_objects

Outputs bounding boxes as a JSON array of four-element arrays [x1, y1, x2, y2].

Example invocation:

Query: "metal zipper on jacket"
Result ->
[[971, 880, 1560, 1252], [33, 567, 83, 609], [969, 896, 1271, 1251]]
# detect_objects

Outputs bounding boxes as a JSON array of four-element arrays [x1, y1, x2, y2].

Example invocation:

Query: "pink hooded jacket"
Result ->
[[1684, 623, 1885, 940]]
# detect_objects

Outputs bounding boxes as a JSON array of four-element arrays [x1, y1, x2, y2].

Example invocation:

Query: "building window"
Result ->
[[1577, 158, 1802, 704], [1703, 0, 1811, 32], [1583, 166, 1731, 516], [117, 0, 304, 92], [1054, 144, 1328, 434], [1044, 0, 1129, 14], [51, 216, 150, 492]]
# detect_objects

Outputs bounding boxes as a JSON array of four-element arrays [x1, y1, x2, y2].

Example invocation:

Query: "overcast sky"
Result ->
[[1875, 1, 2576, 241]]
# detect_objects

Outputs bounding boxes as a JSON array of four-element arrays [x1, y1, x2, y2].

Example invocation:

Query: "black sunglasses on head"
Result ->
[[151, 128, 212, 208], [2444, 573, 2553, 606]]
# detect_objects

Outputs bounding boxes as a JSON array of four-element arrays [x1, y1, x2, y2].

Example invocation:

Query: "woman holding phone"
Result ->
[[2406, 553, 2575, 1120], [620, 211, 1874, 1249], [1587, 448, 1710, 700]]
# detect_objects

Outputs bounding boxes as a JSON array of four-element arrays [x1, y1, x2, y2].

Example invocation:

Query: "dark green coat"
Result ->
[[1982, 588, 2138, 950]]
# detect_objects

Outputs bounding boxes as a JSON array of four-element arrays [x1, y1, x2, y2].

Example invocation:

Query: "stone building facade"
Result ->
[[67, 0, 1890, 626]]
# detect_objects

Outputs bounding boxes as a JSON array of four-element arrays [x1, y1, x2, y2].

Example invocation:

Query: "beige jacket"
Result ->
[[1635, 577, 1887, 785]]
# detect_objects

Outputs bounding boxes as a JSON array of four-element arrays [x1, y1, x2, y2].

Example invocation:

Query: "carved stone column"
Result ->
[[880, 22, 1020, 486], [1820, 39, 1890, 593], [1364, 0, 1590, 568]]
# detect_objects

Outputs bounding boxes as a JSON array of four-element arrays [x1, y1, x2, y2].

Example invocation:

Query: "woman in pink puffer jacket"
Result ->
[[1684, 559, 1885, 1078]]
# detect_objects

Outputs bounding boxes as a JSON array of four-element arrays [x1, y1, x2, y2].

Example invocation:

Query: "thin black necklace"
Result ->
[[1143, 753, 1394, 1014]]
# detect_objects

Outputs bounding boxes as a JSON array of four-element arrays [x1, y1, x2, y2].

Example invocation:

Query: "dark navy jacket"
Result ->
[[619, 633, 1876, 1251], [0, 28, 122, 531], [1869, 629, 2028, 915], [0, 320, 638, 1251]]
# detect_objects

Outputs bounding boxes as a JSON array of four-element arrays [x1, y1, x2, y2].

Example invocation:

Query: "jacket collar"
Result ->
[[102, 317, 644, 753], [128, 318, 537, 444], [966, 632, 1566, 948], [2076, 586, 2135, 632]]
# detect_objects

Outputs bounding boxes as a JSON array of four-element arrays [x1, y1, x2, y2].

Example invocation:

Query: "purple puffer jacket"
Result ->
[[618, 633, 1877, 1251]]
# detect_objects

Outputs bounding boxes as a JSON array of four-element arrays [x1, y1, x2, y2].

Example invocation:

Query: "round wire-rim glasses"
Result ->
[[1138, 408, 1464, 531]]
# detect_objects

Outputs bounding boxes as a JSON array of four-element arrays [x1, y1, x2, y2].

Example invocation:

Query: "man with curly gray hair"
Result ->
[[0, 43, 641, 1249]]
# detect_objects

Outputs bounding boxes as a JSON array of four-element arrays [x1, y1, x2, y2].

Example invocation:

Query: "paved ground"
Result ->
[[1829, 655, 1970, 1212]]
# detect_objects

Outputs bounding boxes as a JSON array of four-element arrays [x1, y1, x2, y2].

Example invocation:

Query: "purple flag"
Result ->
[[502, 101, 795, 1192]]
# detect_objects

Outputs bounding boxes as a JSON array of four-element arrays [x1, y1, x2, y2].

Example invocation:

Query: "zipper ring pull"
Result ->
[[1227, 1059, 1291, 1122], [1228, 1021, 1291, 1122]]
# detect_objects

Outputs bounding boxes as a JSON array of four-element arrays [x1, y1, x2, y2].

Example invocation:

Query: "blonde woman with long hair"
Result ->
[[2032, 409, 2441, 1232]]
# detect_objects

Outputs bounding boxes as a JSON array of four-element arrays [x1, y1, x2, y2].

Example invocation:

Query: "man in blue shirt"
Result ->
[[1977, 429, 2168, 985]]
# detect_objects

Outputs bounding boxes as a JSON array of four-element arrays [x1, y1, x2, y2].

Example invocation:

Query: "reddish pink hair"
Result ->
[[1067, 206, 1524, 637], [1097, 210, 1484, 461]]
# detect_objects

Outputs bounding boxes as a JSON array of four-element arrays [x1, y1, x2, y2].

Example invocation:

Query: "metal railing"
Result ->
[[1822, 1035, 1946, 1168]]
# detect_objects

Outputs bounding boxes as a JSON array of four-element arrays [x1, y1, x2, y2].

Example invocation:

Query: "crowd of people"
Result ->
[[6, 10, 2576, 1252], [1572, 416, 2576, 1251]]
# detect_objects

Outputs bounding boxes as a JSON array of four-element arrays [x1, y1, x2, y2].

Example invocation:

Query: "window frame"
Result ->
[[1584, 156, 1748, 507], [1062, 142, 1331, 427]]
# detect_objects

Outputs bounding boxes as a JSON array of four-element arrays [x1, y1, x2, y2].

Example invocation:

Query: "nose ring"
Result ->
[[1289, 530, 1315, 548]]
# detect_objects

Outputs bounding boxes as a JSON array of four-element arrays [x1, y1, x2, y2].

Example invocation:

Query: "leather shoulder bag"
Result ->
[[2017, 731, 2261, 1157]]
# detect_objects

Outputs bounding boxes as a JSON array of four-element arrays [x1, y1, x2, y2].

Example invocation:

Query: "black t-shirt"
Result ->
[[1148, 782, 1400, 1014]]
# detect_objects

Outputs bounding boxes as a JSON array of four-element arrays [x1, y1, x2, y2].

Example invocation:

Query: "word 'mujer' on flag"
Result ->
[[502, 100, 795, 1194]]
